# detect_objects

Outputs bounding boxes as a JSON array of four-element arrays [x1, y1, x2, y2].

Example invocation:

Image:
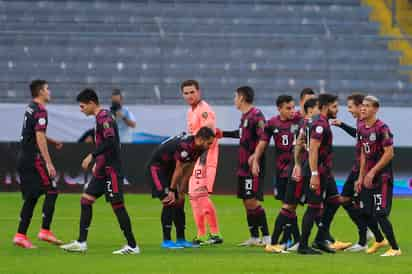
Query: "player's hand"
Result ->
[[248, 154, 255, 167], [364, 170, 376, 188], [81, 154, 93, 171], [355, 178, 363, 193], [215, 128, 223, 139], [55, 141, 63, 150], [46, 162, 57, 178], [330, 119, 342, 126], [310, 175, 320, 191], [165, 191, 176, 206], [291, 165, 302, 182]]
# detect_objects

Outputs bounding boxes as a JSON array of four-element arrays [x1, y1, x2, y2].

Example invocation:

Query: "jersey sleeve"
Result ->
[[174, 141, 194, 163], [255, 112, 266, 139], [34, 108, 48, 132], [261, 120, 273, 142], [380, 124, 393, 147], [310, 120, 325, 142]]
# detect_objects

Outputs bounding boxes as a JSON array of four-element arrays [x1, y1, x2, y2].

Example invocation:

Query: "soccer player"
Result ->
[[217, 86, 270, 247], [251, 95, 301, 253], [294, 93, 340, 255], [181, 80, 223, 245], [146, 127, 216, 249], [330, 93, 373, 252], [356, 95, 401, 256], [61, 89, 139, 255], [13, 80, 63, 248]]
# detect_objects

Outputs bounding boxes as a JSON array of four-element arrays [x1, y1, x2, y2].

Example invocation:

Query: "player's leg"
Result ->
[[298, 177, 322, 255], [374, 180, 400, 256], [105, 168, 139, 254], [61, 177, 104, 252], [14, 168, 42, 249], [203, 165, 222, 240], [38, 188, 63, 245]]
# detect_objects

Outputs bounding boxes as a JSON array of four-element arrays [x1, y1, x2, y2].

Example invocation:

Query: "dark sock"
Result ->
[[280, 224, 292, 244], [255, 206, 269, 237], [300, 206, 321, 248], [291, 215, 301, 243], [246, 209, 259, 238], [315, 200, 339, 242], [377, 216, 399, 250], [161, 206, 173, 241], [41, 192, 58, 230], [17, 196, 39, 235], [78, 198, 93, 242], [112, 203, 137, 248], [271, 209, 289, 245], [365, 214, 384, 242], [173, 203, 186, 240], [343, 202, 367, 246]]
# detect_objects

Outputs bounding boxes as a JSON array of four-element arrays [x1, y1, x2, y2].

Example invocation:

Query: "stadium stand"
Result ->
[[0, 0, 411, 105]]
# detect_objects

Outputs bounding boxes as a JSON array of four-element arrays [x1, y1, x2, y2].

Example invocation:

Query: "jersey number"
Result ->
[[281, 135, 289, 146]]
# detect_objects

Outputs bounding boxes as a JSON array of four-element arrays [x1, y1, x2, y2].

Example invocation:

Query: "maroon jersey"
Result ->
[[261, 113, 301, 178], [352, 119, 365, 172], [148, 134, 205, 174], [237, 107, 266, 177], [358, 119, 393, 178], [19, 101, 48, 165], [298, 117, 312, 167], [303, 114, 333, 177], [93, 109, 122, 179]]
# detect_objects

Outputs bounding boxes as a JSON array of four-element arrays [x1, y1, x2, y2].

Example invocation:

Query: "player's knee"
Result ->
[[80, 195, 95, 206], [327, 195, 341, 205], [243, 198, 259, 210], [111, 202, 125, 210], [283, 203, 297, 212]]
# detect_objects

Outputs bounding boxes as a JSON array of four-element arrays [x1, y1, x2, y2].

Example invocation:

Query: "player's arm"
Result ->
[[121, 110, 137, 128], [291, 131, 304, 181], [251, 140, 268, 176], [331, 119, 357, 138], [364, 145, 394, 188], [166, 160, 195, 205], [219, 129, 240, 139], [356, 149, 366, 192], [82, 120, 115, 170], [308, 138, 321, 190], [36, 131, 56, 177]]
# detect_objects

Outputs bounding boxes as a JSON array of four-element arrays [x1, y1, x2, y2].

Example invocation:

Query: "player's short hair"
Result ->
[[236, 86, 254, 104], [30, 79, 48, 98], [364, 95, 380, 108], [180, 80, 200, 91], [304, 97, 318, 113], [195, 126, 216, 140], [347, 93, 365, 106], [318, 93, 338, 109], [112, 88, 122, 97], [300, 88, 315, 100], [76, 88, 99, 105], [276, 95, 294, 107]]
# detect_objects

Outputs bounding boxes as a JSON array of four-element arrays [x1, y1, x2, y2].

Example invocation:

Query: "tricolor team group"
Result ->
[[13, 79, 401, 256]]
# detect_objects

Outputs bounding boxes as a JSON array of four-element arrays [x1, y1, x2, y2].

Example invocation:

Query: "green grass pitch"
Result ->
[[0, 193, 410, 274]]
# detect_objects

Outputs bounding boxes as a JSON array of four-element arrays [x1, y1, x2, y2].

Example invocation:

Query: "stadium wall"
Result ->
[[1, 143, 411, 196], [1, 104, 412, 146]]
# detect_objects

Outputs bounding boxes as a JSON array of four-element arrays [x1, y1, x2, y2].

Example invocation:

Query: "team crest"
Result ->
[[315, 126, 323, 134], [369, 132, 376, 141], [38, 118, 46, 126], [103, 122, 110, 129], [181, 150, 188, 158], [291, 124, 299, 133], [202, 112, 208, 119]]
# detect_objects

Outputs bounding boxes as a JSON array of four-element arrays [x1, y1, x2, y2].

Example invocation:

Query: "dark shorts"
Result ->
[[360, 176, 393, 217], [237, 176, 264, 201], [341, 170, 359, 198], [85, 166, 123, 203], [303, 175, 339, 207], [18, 160, 57, 200], [284, 177, 305, 205], [273, 176, 288, 201]]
